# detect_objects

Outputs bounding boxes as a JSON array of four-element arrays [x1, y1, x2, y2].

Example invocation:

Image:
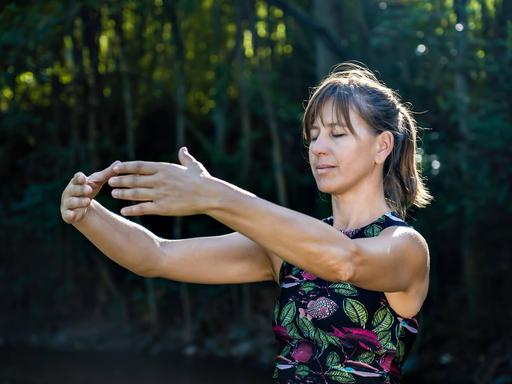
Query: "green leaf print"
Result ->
[[297, 316, 315, 338], [326, 334, 341, 347], [291, 266, 301, 275], [397, 340, 405, 362], [396, 322, 405, 339], [371, 307, 393, 331], [313, 328, 329, 353], [364, 224, 382, 237], [279, 301, 296, 326], [376, 330, 395, 351], [273, 301, 280, 323], [326, 351, 341, 367], [282, 344, 291, 357], [327, 369, 356, 383], [273, 367, 278, 379], [330, 282, 358, 296], [343, 298, 368, 326], [358, 351, 375, 364], [295, 364, 310, 378], [286, 322, 302, 339], [301, 281, 317, 293]]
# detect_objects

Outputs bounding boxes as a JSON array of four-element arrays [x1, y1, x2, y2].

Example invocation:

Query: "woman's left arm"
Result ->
[[109, 147, 428, 291]]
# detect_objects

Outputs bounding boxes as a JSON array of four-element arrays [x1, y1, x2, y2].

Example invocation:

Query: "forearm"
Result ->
[[204, 177, 355, 281], [73, 200, 161, 277]]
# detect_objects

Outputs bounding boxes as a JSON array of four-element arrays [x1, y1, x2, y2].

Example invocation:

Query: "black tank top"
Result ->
[[271, 211, 419, 384]]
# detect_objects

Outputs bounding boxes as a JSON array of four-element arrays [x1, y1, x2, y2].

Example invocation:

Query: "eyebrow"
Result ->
[[310, 122, 347, 130]]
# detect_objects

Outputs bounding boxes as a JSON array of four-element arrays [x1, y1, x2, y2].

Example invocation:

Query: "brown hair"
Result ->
[[302, 62, 433, 218]]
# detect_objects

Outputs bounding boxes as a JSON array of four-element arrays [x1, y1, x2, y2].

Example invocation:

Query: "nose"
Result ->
[[309, 131, 329, 156]]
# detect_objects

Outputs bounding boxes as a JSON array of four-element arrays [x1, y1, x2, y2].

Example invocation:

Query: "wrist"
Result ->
[[202, 176, 256, 216], [72, 199, 99, 229]]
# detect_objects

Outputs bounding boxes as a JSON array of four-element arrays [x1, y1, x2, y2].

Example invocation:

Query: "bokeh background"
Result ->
[[1, 0, 511, 383]]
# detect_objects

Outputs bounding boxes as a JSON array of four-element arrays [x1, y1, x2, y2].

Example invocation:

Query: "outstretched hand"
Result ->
[[108, 147, 215, 217], [60, 160, 121, 224]]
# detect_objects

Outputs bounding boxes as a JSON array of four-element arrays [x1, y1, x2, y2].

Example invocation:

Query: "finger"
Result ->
[[120, 202, 158, 216], [113, 161, 161, 175], [108, 174, 158, 188], [178, 146, 209, 175], [111, 188, 154, 201], [88, 160, 122, 183], [72, 172, 87, 185], [62, 208, 85, 223], [68, 184, 93, 197], [62, 209, 76, 223], [65, 196, 91, 209]]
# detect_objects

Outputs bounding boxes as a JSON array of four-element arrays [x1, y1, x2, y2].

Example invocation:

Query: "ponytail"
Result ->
[[384, 104, 432, 219]]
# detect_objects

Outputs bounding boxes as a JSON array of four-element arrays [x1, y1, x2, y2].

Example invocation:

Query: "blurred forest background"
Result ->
[[1, 0, 511, 383]]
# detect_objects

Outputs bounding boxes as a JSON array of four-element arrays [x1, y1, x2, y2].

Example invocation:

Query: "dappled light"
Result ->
[[1, 0, 511, 383]]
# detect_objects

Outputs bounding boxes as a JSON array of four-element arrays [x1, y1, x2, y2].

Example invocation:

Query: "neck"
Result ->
[[330, 177, 390, 231]]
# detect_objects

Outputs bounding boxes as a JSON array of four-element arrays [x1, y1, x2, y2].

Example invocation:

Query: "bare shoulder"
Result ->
[[381, 225, 429, 262]]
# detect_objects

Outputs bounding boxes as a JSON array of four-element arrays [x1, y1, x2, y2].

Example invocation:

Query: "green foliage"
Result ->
[[1, 0, 511, 378]]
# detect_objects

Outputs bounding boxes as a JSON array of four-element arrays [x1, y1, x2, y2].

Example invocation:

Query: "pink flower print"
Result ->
[[272, 325, 291, 341], [291, 341, 314, 363], [330, 326, 381, 352], [389, 363, 401, 381], [378, 351, 395, 371], [301, 271, 317, 281], [299, 297, 338, 320]]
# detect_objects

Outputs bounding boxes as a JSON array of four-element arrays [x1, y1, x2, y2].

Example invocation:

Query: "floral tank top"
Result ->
[[271, 211, 419, 383]]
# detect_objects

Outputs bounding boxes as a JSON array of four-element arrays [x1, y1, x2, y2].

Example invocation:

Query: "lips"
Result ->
[[316, 164, 336, 169], [316, 165, 336, 171]]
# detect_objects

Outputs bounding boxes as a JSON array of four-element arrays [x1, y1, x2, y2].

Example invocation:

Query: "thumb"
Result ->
[[178, 146, 198, 167], [89, 160, 121, 183]]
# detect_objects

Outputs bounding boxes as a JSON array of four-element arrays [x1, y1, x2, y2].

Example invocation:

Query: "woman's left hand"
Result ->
[[108, 147, 215, 216]]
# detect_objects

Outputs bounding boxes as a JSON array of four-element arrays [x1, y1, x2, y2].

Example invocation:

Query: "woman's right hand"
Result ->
[[60, 160, 120, 224]]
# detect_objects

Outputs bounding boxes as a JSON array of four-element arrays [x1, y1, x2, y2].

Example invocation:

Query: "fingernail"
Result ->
[[183, 147, 188, 153]]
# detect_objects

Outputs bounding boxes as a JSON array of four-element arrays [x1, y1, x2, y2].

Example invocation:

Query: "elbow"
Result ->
[[133, 267, 157, 278], [334, 241, 357, 283], [132, 241, 163, 278], [132, 264, 158, 278]]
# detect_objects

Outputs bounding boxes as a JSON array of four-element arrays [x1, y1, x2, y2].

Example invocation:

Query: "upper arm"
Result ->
[[155, 231, 282, 285], [347, 226, 430, 294]]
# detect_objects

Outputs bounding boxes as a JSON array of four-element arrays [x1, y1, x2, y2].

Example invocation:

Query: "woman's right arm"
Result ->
[[61, 167, 281, 284]]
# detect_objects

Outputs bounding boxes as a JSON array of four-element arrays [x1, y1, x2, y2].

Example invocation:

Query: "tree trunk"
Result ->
[[313, 0, 342, 81], [235, 0, 252, 185], [211, 1, 229, 173], [249, 3, 288, 207], [454, 0, 485, 326], [81, 6, 100, 170], [167, 0, 193, 346], [115, 8, 159, 328]]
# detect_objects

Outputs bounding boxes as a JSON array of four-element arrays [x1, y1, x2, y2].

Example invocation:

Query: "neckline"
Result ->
[[326, 211, 394, 236]]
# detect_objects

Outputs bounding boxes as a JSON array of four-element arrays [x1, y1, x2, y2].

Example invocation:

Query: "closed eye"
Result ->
[[310, 133, 345, 141]]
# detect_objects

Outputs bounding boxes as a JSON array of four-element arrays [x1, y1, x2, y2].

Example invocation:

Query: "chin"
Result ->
[[315, 181, 343, 195]]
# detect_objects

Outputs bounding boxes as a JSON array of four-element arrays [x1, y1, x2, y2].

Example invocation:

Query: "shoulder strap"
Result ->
[[382, 211, 411, 229]]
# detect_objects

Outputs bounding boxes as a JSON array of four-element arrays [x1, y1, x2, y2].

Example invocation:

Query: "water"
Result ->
[[0, 346, 272, 384]]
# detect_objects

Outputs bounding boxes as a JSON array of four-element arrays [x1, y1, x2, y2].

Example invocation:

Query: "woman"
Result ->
[[60, 62, 431, 383]]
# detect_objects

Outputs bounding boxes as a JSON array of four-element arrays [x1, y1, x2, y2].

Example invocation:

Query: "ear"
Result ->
[[374, 131, 394, 165]]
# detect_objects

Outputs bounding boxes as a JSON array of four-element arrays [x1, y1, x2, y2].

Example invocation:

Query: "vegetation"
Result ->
[[1, 0, 511, 381]]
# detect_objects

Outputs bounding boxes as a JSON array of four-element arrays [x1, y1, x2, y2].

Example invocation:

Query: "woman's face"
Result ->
[[308, 98, 380, 195]]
